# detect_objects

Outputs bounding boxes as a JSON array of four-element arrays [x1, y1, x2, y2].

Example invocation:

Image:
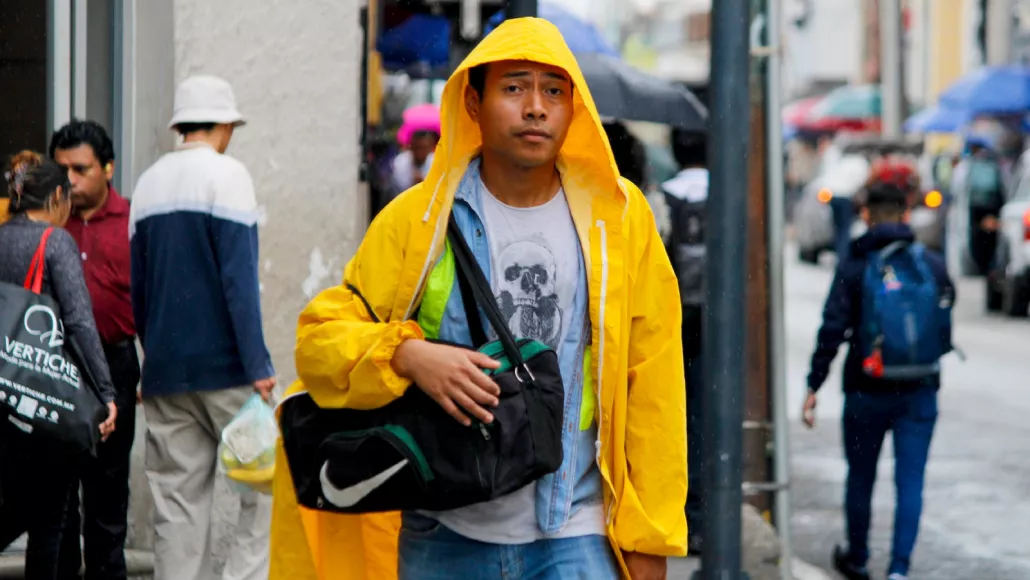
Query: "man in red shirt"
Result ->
[[52, 120, 140, 580]]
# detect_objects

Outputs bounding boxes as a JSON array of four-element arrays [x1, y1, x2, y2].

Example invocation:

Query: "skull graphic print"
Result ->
[[495, 241, 563, 349]]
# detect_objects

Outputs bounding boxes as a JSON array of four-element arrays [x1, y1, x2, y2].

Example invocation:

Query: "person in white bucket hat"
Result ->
[[129, 74, 275, 580]]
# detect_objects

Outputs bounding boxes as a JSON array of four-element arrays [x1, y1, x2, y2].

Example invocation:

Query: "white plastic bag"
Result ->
[[218, 394, 278, 495]]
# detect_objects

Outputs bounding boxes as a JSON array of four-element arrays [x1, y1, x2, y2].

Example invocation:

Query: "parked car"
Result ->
[[986, 174, 1030, 317], [795, 150, 869, 263]]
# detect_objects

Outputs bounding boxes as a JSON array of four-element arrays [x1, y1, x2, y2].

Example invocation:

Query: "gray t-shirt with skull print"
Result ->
[[425, 182, 605, 544], [481, 186, 579, 352]]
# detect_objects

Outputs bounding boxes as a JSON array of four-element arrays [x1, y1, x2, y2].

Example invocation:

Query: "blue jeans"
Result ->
[[398, 514, 619, 580], [829, 196, 854, 262], [842, 386, 938, 576]]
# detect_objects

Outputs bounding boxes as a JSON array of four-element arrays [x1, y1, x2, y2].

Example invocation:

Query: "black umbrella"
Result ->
[[575, 52, 708, 131]]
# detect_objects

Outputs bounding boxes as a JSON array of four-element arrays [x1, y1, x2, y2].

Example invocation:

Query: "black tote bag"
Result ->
[[0, 228, 107, 457], [280, 216, 566, 514]]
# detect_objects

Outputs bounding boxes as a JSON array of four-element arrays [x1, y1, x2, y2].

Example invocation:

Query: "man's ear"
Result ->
[[104, 162, 115, 182], [464, 85, 481, 123]]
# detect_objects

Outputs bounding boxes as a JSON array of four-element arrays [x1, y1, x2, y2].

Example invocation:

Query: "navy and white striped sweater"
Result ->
[[129, 143, 273, 396]]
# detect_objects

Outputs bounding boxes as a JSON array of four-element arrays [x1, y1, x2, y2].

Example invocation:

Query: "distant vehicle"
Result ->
[[795, 137, 943, 263], [986, 170, 1030, 317]]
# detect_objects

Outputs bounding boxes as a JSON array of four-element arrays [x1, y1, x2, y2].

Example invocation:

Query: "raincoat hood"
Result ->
[[422, 17, 625, 218]]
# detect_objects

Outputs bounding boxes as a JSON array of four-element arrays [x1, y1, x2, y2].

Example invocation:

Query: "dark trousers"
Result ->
[[843, 386, 937, 577], [685, 349, 704, 536], [60, 341, 140, 580], [682, 306, 704, 539], [0, 437, 79, 580], [830, 196, 854, 262]]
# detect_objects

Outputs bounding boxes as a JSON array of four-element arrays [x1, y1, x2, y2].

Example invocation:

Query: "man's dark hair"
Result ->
[[604, 121, 648, 189], [671, 129, 707, 169], [174, 122, 217, 136], [864, 181, 909, 224], [468, 65, 488, 97], [49, 119, 115, 165]]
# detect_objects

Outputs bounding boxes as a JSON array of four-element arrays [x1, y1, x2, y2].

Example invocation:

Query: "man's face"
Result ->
[[53, 144, 112, 211], [465, 61, 574, 169], [410, 133, 439, 166]]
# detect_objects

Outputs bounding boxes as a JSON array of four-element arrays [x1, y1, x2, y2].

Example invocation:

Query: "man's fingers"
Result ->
[[461, 376, 500, 408], [451, 390, 494, 425], [465, 364, 501, 398], [434, 393, 472, 426], [467, 351, 501, 370]]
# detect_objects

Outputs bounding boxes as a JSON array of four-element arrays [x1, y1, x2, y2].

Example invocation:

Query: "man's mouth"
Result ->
[[516, 130, 551, 142]]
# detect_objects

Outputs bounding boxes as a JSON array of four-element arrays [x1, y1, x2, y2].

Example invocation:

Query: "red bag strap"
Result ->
[[23, 227, 54, 294]]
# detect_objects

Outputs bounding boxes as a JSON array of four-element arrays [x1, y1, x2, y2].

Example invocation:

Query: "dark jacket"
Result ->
[[807, 223, 955, 394]]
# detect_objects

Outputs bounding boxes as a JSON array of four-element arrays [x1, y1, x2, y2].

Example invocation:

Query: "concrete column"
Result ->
[[172, 0, 365, 385], [986, 0, 1014, 64], [122, 0, 365, 564]]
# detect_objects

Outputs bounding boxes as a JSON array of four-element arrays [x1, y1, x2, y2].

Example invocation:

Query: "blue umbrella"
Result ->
[[377, 14, 451, 74], [903, 105, 970, 134], [484, 4, 619, 57], [938, 65, 1030, 115]]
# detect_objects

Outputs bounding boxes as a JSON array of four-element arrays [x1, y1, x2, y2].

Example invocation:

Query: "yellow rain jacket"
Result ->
[[271, 17, 687, 579]]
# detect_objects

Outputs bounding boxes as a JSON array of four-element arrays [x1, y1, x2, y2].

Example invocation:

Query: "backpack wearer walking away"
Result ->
[[802, 181, 955, 580], [661, 129, 708, 556], [130, 76, 276, 580], [269, 17, 687, 580]]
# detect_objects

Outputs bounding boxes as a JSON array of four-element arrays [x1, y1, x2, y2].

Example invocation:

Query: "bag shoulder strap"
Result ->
[[23, 227, 54, 294], [452, 244, 488, 347], [447, 216, 526, 368]]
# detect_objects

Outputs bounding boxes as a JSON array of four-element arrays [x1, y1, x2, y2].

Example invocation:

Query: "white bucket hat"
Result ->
[[168, 75, 246, 129]]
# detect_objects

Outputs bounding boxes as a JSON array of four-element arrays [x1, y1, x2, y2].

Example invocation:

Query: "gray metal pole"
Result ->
[[764, 0, 794, 578], [879, 0, 904, 138], [506, 0, 538, 19], [702, 0, 751, 578]]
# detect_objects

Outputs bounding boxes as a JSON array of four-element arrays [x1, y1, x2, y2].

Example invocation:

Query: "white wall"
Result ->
[[172, 0, 365, 385]]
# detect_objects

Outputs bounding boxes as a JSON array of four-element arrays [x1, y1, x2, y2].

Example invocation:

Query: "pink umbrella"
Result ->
[[397, 104, 441, 148]]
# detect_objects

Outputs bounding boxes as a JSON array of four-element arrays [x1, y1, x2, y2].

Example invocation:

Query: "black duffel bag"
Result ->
[[0, 228, 107, 457], [280, 215, 565, 513]]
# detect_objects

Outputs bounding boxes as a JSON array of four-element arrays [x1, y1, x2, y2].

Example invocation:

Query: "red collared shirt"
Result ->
[[65, 187, 136, 344]]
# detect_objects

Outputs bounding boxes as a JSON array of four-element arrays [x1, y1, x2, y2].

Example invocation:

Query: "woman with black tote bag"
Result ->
[[0, 153, 117, 579]]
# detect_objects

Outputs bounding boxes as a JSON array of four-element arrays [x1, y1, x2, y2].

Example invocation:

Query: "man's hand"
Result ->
[[393, 339, 501, 426], [99, 402, 118, 442], [623, 552, 667, 580], [254, 376, 277, 402], [802, 389, 817, 429]]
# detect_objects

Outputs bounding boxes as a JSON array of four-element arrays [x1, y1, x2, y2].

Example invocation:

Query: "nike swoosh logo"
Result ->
[[320, 458, 409, 508]]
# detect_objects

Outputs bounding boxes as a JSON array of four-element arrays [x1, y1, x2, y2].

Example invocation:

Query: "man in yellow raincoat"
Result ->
[[271, 17, 687, 580]]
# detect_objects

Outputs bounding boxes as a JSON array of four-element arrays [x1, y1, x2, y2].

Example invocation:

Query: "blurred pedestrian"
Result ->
[[391, 104, 441, 196], [50, 120, 140, 580], [129, 75, 275, 580], [270, 17, 686, 580], [803, 180, 955, 580], [661, 128, 708, 555], [0, 153, 118, 580]]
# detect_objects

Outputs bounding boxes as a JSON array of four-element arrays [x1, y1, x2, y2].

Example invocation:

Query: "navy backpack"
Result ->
[[859, 241, 952, 379]]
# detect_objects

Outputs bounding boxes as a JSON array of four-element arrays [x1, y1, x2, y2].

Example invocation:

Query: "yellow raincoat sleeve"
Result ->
[[615, 183, 689, 556], [294, 194, 425, 410]]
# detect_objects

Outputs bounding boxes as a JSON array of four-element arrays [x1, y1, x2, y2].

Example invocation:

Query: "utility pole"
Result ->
[[879, 0, 904, 137], [700, 0, 751, 578], [506, 0, 537, 19]]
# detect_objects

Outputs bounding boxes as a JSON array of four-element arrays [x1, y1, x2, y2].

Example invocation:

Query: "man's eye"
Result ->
[[503, 85, 521, 93], [546, 88, 564, 96]]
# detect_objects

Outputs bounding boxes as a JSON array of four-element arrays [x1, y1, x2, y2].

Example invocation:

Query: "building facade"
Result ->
[[1, 0, 365, 557]]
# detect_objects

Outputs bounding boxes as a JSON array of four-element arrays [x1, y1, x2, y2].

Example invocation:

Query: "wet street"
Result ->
[[786, 247, 1030, 579]]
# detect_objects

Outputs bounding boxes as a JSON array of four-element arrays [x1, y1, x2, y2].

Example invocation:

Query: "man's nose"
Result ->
[[524, 88, 547, 120]]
